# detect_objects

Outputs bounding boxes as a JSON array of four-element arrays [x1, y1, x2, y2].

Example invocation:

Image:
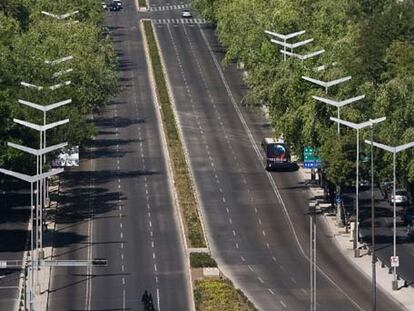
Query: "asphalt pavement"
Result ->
[[0, 180, 30, 311], [47, 1, 191, 310], [150, 2, 407, 310]]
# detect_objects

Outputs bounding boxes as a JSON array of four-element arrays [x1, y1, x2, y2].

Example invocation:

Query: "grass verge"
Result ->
[[194, 278, 258, 311], [143, 20, 206, 248], [190, 253, 217, 268], [138, 0, 146, 8]]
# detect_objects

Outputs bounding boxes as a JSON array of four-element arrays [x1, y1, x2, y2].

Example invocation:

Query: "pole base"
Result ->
[[354, 248, 360, 258], [392, 280, 399, 291], [38, 249, 44, 260]]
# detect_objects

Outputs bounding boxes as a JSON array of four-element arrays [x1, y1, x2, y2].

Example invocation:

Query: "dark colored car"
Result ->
[[109, 2, 120, 11], [403, 208, 414, 225], [380, 181, 393, 199]]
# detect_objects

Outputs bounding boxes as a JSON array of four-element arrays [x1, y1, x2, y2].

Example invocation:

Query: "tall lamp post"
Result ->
[[308, 89, 363, 226], [365, 139, 414, 290], [330, 117, 386, 257], [0, 167, 64, 311], [13, 118, 69, 258], [265, 30, 306, 61]]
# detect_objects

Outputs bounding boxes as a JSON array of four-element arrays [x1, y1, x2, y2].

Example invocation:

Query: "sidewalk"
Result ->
[[299, 167, 414, 311], [16, 179, 59, 311]]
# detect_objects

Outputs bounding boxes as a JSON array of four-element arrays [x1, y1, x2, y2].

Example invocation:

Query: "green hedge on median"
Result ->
[[194, 278, 257, 311], [190, 252, 217, 268]]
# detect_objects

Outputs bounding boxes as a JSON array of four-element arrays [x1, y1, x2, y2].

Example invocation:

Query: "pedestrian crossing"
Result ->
[[149, 4, 190, 12], [152, 18, 208, 24]]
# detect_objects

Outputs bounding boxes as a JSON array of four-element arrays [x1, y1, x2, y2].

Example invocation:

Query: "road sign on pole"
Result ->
[[304, 146, 321, 169], [390, 256, 399, 267]]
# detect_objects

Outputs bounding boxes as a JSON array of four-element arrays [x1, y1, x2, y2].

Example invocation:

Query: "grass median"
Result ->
[[194, 278, 257, 311], [143, 20, 206, 248], [138, 0, 146, 8]]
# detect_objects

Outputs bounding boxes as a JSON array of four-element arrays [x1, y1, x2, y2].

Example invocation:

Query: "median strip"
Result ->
[[142, 20, 206, 248]]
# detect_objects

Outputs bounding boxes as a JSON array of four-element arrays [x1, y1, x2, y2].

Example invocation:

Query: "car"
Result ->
[[109, 2, 120, 11], [389, 189, 409, 205], [113, 0, 123, 9], [407, 221, 414, 238], [380, 181, 393, 199], [182, 9, 192, 18], [403, 208, 414, 225], [102, 2, 107, 9]]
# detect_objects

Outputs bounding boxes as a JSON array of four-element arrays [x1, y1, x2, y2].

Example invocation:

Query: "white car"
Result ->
[[389, 189, 409, 205], [182, 9, 192, 18], [102, 2, 107, 9]]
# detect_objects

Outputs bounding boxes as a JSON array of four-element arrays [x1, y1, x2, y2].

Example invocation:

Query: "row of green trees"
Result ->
[[0, 0, 118, 173], [191, 0, 414, 187]]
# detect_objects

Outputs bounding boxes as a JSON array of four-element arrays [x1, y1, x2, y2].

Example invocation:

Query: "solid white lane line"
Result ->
[[123, 289, 126, 311]]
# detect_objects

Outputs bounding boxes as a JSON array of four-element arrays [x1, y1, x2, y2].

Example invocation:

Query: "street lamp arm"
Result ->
[[303, 77, 326, 88], [313, 95, 339, 106], [364, 140, 396, 153], [265, 30, 305, 40], [338, 94, 365, 107], [325, 76, 352, 88], [7, 142, 68, 156], [45, 56, 73, 65], [395, 142, 414, 153]]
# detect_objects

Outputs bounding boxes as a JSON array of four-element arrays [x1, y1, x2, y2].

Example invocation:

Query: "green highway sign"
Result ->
[[304, 146, 321, 168]]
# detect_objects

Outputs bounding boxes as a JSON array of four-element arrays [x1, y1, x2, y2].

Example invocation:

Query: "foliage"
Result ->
[[143, 21, 206, 248], [190, 252, 217, 268], [191, 0, 414, 187], [194, 278, 257, 311], [0, 0, 118, 172]]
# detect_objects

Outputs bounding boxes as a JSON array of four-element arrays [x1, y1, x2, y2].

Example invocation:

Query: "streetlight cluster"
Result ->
[[1, 55, 73, 311], [266, 25, 414, 311], [0, 9, 80, 311]]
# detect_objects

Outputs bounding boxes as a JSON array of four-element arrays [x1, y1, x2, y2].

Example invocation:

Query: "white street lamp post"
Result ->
[[302, 76, 352, 95], [21, 81, 71, 91], [265, 30, 306, 61], [364, 140, 414, 290], [0, 168, 64, 311], [313, 94, 365, 134], [41, 10, 79, 20], [13, 118, 69, 256], [330, 117, 386, 257]]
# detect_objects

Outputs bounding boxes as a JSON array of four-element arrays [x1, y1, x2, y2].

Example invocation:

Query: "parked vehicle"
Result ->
[[102, 2, 107, 10], [182, 9, 192, 18], [109, 2, 120, 11], [407, 221, 414, 238], [403, 208, 414, 225], [389, 189, 409, 206], [261, 138, 291, 170], [113, 0, 123, 9]]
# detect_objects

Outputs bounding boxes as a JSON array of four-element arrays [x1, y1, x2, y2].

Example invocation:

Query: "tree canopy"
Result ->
[[0, 0, 118, 173], [192, 0, 414, 187]]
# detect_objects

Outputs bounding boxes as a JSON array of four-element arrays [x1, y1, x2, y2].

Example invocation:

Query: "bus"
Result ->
[[261, 138, 291, 170]]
